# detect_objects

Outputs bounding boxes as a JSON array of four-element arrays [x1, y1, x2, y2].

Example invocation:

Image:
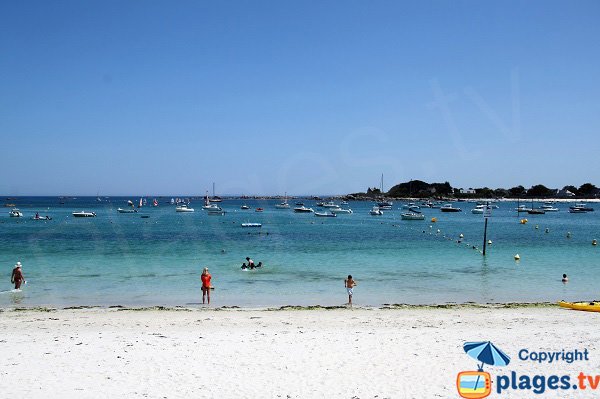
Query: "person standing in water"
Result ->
[[344, 275, 357, 305], [11, 262, 25, 289], [201, 267, 212, 304]]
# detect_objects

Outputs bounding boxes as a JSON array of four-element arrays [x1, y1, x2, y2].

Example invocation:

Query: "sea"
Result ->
[[1, 197, 598, 308]]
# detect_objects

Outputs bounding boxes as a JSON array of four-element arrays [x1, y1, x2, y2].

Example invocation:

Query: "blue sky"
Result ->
[[1, 1, 599, 195]]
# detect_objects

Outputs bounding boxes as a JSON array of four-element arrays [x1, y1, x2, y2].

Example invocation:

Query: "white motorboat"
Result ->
[[341, 201, 349, 205], [440, 204, 462, 212], [117, 208, 137, 213], [330, 208, 353, 214], [241, 222, 261, 227], [9, 208, 23, 217], [72, 211, 96, 217], [176, 204, 195, 212], [240, 205, 250, 210], [294, 206, 314, 213], [471, 205, 485, 214], [401, 212, 425, 220], [515, 204, 531, 212], [541, 205, 559, 212], [369, 206, 383, 215], [321, 201, 339, 208], [314, 211, 336, 217]]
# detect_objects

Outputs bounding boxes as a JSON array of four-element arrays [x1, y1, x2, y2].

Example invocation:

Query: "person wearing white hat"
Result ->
[[11, 262, 25, 289]]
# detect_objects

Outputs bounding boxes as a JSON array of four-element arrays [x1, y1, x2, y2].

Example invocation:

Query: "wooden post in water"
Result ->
[[482, 217, 488, 256], [482, 202, 491, 256]]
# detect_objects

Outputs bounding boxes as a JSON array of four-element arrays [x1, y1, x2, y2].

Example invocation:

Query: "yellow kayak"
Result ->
[[558, 301, 600, 312]]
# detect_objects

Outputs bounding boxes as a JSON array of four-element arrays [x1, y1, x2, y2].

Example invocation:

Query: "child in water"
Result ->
[[344, 275, 357, 305]]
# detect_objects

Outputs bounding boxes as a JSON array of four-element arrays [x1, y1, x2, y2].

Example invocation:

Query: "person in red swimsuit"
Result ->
[[201, 267, 212, 304], [11, 262, 25, 289]]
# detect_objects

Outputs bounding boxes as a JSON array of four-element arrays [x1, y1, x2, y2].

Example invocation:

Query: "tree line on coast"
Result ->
[[350, 180, 599, 199]]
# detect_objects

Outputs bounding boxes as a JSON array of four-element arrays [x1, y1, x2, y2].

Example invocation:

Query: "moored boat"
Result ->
[[440, 204, 462, 212], [369, 206, 383, 215], [314, 211, 336, 217], [330, 208, 353, 214], [175, 204, 195, 212], [9, 208, 23, 217], [72, 211, 96, 217], [401, 212, 425, 220], [241, 222, 262, 227], [541, 205, 559, 212], [294, 206, 314, 213], [117, 208, 137, 213]]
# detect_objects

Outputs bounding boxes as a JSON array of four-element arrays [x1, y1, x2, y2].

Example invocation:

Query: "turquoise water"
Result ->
[[1, 197, 599, 307]]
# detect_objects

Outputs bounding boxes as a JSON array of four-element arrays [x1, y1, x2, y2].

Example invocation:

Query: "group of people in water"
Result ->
[[241, 257, 263, 270]]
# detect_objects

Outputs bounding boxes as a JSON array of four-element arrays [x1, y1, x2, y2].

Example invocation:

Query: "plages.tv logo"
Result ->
[[457, 341, 511, 398]]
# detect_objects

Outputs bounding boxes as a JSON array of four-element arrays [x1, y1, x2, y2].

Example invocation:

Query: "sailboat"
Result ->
[[209, 182, 222, 203], [138, 198, 143, 208], [275, 192, 290, 209], [203, 190, 219, 210], [152, 199, 159, 207], [527, 199, 546, 214], [96, 191, 102, 202], [377, 173, 393, 209]]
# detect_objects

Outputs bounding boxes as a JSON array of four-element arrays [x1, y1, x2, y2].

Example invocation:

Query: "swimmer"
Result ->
[[562, 274, 568, 283], [246, 257, 255, 269], [11, 262, 25, 289]]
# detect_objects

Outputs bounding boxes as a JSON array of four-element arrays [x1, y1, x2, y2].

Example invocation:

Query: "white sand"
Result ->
[[0, 306, 599, 398]]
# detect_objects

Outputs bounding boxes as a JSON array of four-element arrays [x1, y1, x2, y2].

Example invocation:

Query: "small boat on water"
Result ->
[[152, 199, 159, 207], [570, 203, 594, 212], [330, 208, 353, 214], [275, 193, 291, 209], [117, 208, 137, 213], [255, 208, 264, 212], [471, 205, 486, 214], [175, 204, 195, 212], [295, 202, 304, 206], [541, 205, 559, 212], [527, 208, 546, 215], [440, 204, 462, 212], [401, 212, 425, 220], [569, 208, 588, 214], [240, 205, 250, 210], [31, 214, 52, 220], [369, 206, 383, 216], [377, 200, 393, 210], [314, 211, 336, 217], [72, 211, 96, 217], [321, 201, 339, 208], [9, 208, 23, 217], [241, 222, 261, 227], [294, 206, 314, 213], [341, 201, 349, 206], [207, 208, 225, 215]]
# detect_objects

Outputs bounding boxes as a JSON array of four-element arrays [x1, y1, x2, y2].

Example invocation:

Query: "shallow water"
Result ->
[[1, 197, 598, 307]]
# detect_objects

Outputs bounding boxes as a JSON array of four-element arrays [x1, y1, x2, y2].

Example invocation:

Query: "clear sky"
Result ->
[[1, 1, 599, 195]]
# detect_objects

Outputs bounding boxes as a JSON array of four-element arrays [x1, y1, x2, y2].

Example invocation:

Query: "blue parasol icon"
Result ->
[[464, 341, 511, 370]]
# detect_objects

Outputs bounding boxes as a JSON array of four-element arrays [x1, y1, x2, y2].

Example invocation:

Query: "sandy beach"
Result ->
[[1, 305, 599, 398]]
